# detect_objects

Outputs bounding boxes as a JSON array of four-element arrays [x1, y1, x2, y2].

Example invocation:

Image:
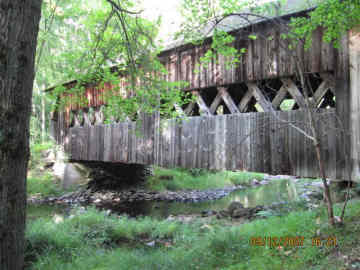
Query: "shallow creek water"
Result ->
[[99, 178, 304, 218], [28, 177, 352, 220]]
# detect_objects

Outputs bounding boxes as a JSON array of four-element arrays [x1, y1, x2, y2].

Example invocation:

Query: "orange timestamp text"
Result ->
[[250, 236, 337, 248]]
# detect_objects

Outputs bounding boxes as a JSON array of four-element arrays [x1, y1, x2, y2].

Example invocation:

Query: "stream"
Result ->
[[28, 176, 359, 221]]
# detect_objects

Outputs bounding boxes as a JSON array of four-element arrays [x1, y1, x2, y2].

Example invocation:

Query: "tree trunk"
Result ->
[[41, 89, 46, 142], [0, 1, 42, 270]]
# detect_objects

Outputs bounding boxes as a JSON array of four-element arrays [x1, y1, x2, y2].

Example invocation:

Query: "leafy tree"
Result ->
[[37, 0, 192, 127]]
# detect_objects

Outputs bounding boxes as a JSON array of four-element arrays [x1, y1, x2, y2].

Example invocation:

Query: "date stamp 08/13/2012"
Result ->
[[250, 236, 337, 248]]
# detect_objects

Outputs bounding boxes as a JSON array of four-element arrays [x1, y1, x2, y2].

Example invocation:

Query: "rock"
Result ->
[[227, 201, 244, 215], [232, 208, 249, 218], [145, 241, 155, 247], [217, 210, 230, 218]]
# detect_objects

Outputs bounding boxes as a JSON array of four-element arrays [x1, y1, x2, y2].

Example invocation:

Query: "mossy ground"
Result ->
[[25, 200, 360, 270]]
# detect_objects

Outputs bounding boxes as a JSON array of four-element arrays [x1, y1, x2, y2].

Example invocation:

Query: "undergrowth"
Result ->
[[27, 174, 63, 198], [25, 200, 360, 270], [147, 167, 265, 191]]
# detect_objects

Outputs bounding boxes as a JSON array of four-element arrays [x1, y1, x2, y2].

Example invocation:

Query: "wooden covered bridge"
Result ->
[[50, 9, 360, 181]]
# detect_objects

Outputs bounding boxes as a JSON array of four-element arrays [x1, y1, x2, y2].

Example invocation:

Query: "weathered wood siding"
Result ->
[[67, 109, 341, 179], [56, 25, 336, 111], [159, 26, 335, 91]]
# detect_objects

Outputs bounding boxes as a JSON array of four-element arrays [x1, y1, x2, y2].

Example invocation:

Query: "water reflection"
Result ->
[[99, 179, 303, 219]]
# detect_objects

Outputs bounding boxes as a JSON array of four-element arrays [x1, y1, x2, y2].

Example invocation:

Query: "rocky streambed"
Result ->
[[28, 174, 337, 221]]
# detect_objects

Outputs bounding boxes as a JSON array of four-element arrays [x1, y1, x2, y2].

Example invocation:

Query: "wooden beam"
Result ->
[[312, 80, 332, 107], [83, 108, 92, 126], [238, 88, 254, 112], [321, 73, 336, 95], [281, 79, 307, 108], [192, 91, 212, 115], [174, 103, 185, 116], [271, 85, 288, 109], [247, 83, 274, 112], [218, 87, 240, 114], [95, 106, 104, 124], [209, 91, 223, 114], [184, 102, 196, 116]]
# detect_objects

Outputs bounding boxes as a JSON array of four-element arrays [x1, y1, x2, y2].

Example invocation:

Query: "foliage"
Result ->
[[178, 0, 360, 67], [28, 142, 54, 170], [25, 200, 360, 269], [39, 0, 194, 123], [290, 0, 360, 49]]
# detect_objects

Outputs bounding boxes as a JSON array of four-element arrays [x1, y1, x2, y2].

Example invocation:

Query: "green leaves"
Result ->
[[289, 0, 360, 49], [248, 34, 257, 40]]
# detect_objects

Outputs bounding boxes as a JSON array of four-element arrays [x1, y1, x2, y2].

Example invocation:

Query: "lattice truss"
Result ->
[[67, 73, 335, 127], [68, 106, 105, 127], [177, 73, 335, 116]]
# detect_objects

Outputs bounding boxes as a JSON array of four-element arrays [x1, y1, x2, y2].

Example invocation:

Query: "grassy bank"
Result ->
[[26, 200, 360, 270], [147, 167, 265, 191], [27, 174, 64, 199]]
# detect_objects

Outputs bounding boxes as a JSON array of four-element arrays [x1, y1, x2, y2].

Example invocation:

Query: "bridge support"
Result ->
[[77, 161, 153, 190]]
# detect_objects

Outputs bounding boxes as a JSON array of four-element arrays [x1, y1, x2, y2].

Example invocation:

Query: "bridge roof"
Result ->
[[161, 0, 317, 53]]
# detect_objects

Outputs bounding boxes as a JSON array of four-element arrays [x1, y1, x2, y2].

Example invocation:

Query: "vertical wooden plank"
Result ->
[[236, 114, 245, 171], [246, 39, 254, 81], [153, 112, 160, 166], [127, 121, 133, 163], [262, 113, 271, 173], [112, 123, 119, 162], [132, 121, 138, 164], [207, 116, 215, 170], [147, 113, 155, 165], [87, 126, 95, 161], [164, 120, 172, 168], [69, 127, 77, 160], [244, 112, 252, 171], [349, 28, 360, 181], [203, 116, 210, 169], [269, 111, 278, 174], [183, 117, 190, 168], [321, 35, 334, 72], [327, 110, 337, 179], [98, 124, 104, 162], [169, 119, 175, 168], [214, 115, 226, 170], [193, 117, 201, 168], [103, 125, 112, 162], [287, 111, 296, 176], [224, 115, 234, 170], [253, 27, 263, 81], [185, 118, 194, 168], [334, 31, 349, 180], [311, 28, 322, 73]]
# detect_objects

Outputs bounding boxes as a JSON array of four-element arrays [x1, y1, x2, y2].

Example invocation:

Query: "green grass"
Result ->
[[25, 200, 360, 270], [147, 167, 265, 191], [27, 173, 64, 198]]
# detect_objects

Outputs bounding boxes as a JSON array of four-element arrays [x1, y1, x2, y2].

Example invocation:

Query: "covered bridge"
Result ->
[[49, 7, 360, 181]]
